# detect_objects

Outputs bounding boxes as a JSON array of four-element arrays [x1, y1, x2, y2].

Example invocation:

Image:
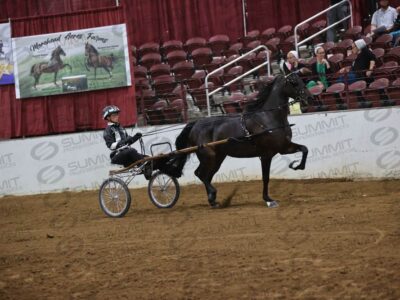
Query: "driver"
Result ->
[[102, 105, 152, 178]]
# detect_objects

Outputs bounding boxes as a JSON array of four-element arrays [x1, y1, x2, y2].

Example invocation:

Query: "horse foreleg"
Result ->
[[103, 66, 112, 78], [53, 71, 59, 86], [195, 152, 225, 208], [280, 142, 308, 170], [261, 156, 279, 208]]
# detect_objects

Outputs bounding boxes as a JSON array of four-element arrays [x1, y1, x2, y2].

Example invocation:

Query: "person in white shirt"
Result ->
[[370, 0, 398, 36]]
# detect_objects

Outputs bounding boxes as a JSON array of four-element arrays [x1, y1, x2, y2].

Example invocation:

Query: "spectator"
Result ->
[[338, 39, 376, 84], [369, 0, 397, 37], [306, 46, 332, 90], [327, 0, 349, 42], [279, 50, 307, 75], [388, 6, 400, 45]]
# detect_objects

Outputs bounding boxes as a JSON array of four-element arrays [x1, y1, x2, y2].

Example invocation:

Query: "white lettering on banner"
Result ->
[[0, 108, 399, 196]]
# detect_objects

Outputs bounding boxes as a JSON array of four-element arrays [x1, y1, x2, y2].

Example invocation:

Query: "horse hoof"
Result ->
[[288, 160, 299, 170], [266, 201, 279, 208], [210, 202, 220, 209]]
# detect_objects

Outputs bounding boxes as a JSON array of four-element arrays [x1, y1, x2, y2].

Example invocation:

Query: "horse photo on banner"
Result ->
[[11, 24, 131, 99], [0, 22, 14, 85]]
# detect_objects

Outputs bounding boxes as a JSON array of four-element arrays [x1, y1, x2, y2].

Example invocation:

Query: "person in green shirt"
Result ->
[[306, 46, 332, 90]]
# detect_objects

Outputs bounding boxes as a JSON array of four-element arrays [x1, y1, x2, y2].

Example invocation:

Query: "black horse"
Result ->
[[166, 73, 313, 208], [30, 46, 72, 89], [84, 42, 115, 79]]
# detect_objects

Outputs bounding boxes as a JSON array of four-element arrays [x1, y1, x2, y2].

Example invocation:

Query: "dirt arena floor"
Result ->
[[0, 179, 399, 300]]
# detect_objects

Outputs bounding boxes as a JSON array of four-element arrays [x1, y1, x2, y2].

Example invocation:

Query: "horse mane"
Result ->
[[51, 46, 60, 59], [87, 43, 99, 55], [244, 76, 279, 112]]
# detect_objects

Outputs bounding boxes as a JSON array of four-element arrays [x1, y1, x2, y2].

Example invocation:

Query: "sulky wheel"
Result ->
[[99, 178, 131, 217], [148, 171, 180, 208]]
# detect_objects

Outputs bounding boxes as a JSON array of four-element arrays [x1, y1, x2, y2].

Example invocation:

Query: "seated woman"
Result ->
[[338, 39, 376, 84], [279, 50, 307, 75], [306, 46, 332, 90]]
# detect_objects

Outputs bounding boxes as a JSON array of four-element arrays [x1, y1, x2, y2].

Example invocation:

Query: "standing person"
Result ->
[[369, 0, 397, 37], [279, 50, 307, 75], [327, 0, 349, 42], [306, 46, 332, 90], [338, 39, 376, 84], [102, 105, 152, 178]]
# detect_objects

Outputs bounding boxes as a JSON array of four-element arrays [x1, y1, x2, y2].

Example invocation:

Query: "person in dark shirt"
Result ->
[[102, 105, 152, 178], [279, 50, 307, 75], [338, 39, 376, 84], [306, 46, 333, 90]]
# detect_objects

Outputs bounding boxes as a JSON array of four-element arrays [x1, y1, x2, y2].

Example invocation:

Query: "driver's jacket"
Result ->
[[103, 122, 129, 152]]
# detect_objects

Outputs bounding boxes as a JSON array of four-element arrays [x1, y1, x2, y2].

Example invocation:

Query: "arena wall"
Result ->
[[0, 107, 399, 196]]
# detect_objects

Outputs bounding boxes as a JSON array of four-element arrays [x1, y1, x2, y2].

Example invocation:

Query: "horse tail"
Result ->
[[158, 121, 196, 178]]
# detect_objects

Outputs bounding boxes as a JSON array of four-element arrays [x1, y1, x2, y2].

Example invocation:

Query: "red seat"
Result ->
[[297, 23, 310, 42], [320, 82, 346, 111], [141, 53, 162, 69], [331, 39, 353, 57], [348, 80, 368, 109], [134, 65, 148, 79], [340, 53, 357, 68], [251, 50, 272, 77], [322, 41, 335, 54], [185, 37, 207, 53], [242, 40, 261, 54], [153, 74, 177, 96], [373, 61, 399, 81], [191, 47, 213, 68], [237, 52, 256, 73], [342, 26, 362, 40], [149, 63, 171, 79], [190, 82, 215, 110], [372, 48, 385, 67], [163, 99, 186, 123], [386, 78, 400, 105], [208, 34, 230, 56], [208, 69, 224, 87], [363, 78, 390, 106], [223, 66, 244, 93], [225, 42, 244, 58], [309, 19, 327, 44], [204, 56, 226, 73], [145, 100, 168, 125], [238, 30, 260, 46], [260, 27, 276, 44], [383, 47, 400, 64], [136, 89, 157, 112], [278, 35, 296, 57], [305, 85, 323, 112], [275, 25, 292, 40], [186, 70, 207, 89], [265, 37, 280, 59], [371, 34, 392, 50], [138, 42, 160, 57], [172, 61, 195, 81], [328, 53, 344, 73], [161, 40, 183, 56], [166, 50, 187, 67]]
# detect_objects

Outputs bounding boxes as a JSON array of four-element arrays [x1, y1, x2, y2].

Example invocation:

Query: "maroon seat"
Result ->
[[137, 89, 157, 111], [149, 63, 171, 79], [383, 47, 400, 64], [208, 34, 230, 56], [297, 23, 310, 42], [186, 70, 207, 89], [184, 37, 207, 53], [320, 82, 346, 111], [340, 53, 357, 68], [138, 42, 160, 57], [204, 56, 226, 73], [305, 85, 324, 112], [372, 48, 385, 67], [208, 69, 224, 87], [238, 30, 260, 46], [322, 41, 335, 54], [363, 36, 373, 47], [225, 42, 244, 58], [242, 40, 261, 54], [328, 53, 344, 73], [166, 50, 187, 67], [134, 65, 148, 79], [172, 61, 195, 81], [161, 40, 183, 56], [264, 37, 280, 59], [153, 74, 177, 96], [331, 39, 353, 57], [278, 35, 296, 57], [260, 27, 276, 44], [237, 52, 256, 73], [145, 100, 168, 125], [371, 34, 393, 50], [348, 80, 368, 109], [275, 25, 293, 40], [342, 26, 362, 40], [190, 82, 215, 110], [223, 66, 244, 93], [386, 78, 400, 105], [223, 92, 246, 113], [373, 61, 399, 81], [163, 99, 185, 123], [363, 78, 390, 106], [191, 47, 213, 68], [141, 53, 162, 69], [309, 19, 327, 44]]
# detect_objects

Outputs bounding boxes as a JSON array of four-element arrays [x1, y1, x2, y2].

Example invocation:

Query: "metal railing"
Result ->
[[294, 0, 353, 54], [204, 45, 271, 116]]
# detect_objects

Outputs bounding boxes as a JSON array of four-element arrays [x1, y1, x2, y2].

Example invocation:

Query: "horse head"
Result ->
[[50, 46, 66, 60], [284, 72, 313, 107], [85, 42, 98, 56]]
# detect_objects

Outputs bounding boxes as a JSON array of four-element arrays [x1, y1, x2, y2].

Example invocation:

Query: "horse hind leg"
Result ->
[[103, 66, 112, 78]]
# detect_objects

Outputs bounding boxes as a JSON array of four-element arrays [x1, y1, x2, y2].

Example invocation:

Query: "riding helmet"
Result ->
[[102, 105, 120, 120]]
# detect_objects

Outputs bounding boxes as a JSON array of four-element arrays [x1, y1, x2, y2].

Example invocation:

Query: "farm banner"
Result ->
[[12, 24, 132, 99], [0, 22, 14, 85]]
